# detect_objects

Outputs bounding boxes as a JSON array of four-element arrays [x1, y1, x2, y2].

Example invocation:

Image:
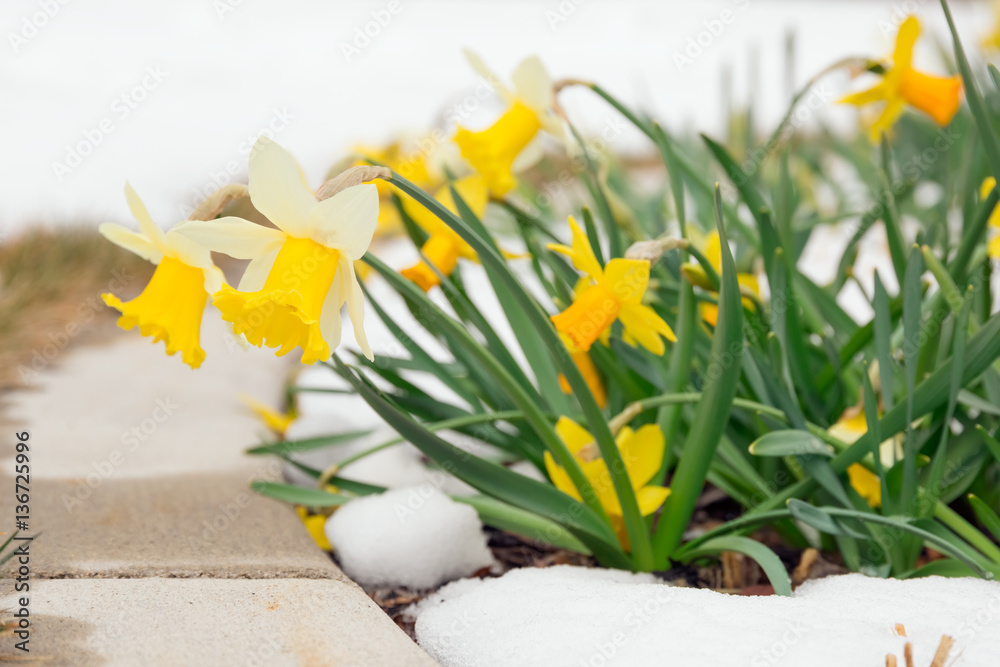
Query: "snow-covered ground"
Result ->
[[410, 565, 1000, 666], [3, 0, 990, 233]]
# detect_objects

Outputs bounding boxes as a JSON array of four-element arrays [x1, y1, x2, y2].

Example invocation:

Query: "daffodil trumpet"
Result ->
[[175, 137, 384, 365], [99, 184, 241, 369]]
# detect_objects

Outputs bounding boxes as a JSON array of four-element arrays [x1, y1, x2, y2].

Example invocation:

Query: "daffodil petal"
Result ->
[[163, 227, 216, 271], [309, 184, 379, 260], [124, 182, 167, 248], [343, 258, 373, 361], [248, 137, 316, 237], [635, 485, 671, 516], [237, 246, 281, 292], [893, 15, 920, 71], [319, 261, 346, 354], [618, 302, 676, 355], [601, 258, 650, 304], [202, 265, 226, 295], [554, 416, 594, 455], [871, 97, 906, 143], [543, 451, 581, 501], [619, 424, 665, 490], [510, 55, 553, 115], [172, 217, 286, 260], [839, 82, 889, 107], [99, 223, 164, 264], [463, 47, 514, 104]]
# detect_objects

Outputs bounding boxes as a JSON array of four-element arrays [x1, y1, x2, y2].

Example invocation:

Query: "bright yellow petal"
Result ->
[[870, 97, 907, 143], [543, 451, 582, 501], [297, 507, 332, 551], [989, 233, 1000, 259], [704, 230, 722, 272], [893, 16, 920, 71], [241, 394, 294, 435], [839, 82, 890, 107], [618, 302, 676, 355], [635, 485, 671, 516], [601, 258, 650, 305], [618, 424, 665, 490], [829, 408, 868, 444], [554, 416, 594, 455], [848, 463, 882, 509], [548, 216, 603, 281], [700, 302, 719, 328], [558, 351, 607, 408]]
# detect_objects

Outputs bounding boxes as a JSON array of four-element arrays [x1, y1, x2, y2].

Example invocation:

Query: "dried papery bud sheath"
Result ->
[[315, 165, 391, 202], [190, 184, 249, 221], [624, 237, 688, 264]]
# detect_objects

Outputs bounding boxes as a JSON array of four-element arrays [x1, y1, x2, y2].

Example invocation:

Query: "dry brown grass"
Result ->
[[0, 227, 153, 390]]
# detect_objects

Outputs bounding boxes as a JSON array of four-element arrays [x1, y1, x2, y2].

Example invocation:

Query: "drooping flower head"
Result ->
[[401, 175, 490, 291], [453, 51, 565, 196], [99, 184, 228, 369], [840, 16, 962, 142], [176, 137, 378, 365], [980, 178, 1000, 258], [544, 417, 670, 550], [549, 217, 675, 355]]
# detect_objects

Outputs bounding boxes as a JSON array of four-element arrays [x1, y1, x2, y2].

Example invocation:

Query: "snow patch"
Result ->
[[325, 486, 494, 589], [412, 566, 1000, 667]]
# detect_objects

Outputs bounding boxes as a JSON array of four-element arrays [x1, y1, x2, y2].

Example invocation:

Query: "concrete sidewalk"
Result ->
[[0, 315, 437, 666]]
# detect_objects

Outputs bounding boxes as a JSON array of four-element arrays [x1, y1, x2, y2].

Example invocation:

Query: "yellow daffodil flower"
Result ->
[[690, 230, 760, 327], [99, 184, 228, 369], [175, 137, 378, 364], [829, 408, 885, 509], [544, 417, 670, 550], [454, 50, 565, 196], [980, 178, 1000, 258], [840, 16, 962, 142], [241, 394, 295, 436], [548, 217, 675, 356], [296, 506, 332, 551], [401, 176, 490, 291]]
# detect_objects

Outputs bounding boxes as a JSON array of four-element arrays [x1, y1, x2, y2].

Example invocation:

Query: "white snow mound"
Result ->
[[325, 486, 494, 589], [412, 565, 1000, 667]]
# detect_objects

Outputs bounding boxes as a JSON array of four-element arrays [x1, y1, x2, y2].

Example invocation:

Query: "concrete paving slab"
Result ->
[[0, 578, 439, 666], [0, 473, 344, 579]]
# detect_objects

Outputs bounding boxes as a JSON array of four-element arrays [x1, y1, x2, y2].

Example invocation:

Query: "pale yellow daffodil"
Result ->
[[99, 184, 228, 369], [175, 137, 378, 364], [841, 16, 962, 142], [454, 51, 565, 196], [544, 417, 670, 551], [549, 217, 676, 356]]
